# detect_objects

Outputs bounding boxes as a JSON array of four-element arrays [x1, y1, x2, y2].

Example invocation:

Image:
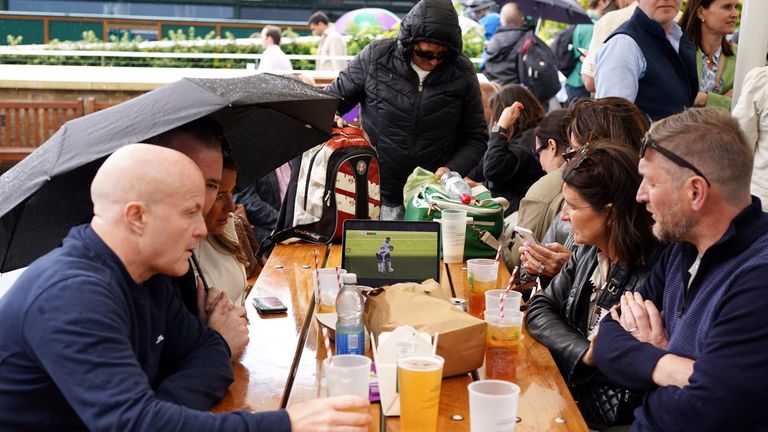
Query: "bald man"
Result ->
[[0, 144, 370, 431]]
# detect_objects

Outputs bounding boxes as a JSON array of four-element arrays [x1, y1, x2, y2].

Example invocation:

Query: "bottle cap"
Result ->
[[342, 273, 357, 284], [460, 193, 472, 204]]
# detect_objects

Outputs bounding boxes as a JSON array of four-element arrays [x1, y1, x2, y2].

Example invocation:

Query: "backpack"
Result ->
[[268, 126, 380, 246], [551, 25, 578, 76], [517, 32, 562, 103]]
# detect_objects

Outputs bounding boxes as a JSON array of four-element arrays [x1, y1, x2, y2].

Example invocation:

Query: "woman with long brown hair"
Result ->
[[483, 84, 545, 214], [526, 140, 662, 430], [680, 0, 739, 109]]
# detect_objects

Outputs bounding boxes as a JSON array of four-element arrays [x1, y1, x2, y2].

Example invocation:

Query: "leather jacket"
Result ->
[[526, 244, 660, 382]]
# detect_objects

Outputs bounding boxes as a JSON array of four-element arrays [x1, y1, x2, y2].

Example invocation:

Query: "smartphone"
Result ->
[[253, 296, 288, 314], [513, 226, 539, 245]]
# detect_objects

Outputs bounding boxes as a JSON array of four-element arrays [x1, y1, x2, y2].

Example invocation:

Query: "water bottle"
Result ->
[[335, 272, 365, 355], [440, 171, 473, 204]]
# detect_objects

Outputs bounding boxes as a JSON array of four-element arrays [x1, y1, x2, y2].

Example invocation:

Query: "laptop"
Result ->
[[341, 219, 441, 288]]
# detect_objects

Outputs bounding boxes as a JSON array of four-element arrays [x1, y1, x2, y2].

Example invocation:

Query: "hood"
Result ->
[[397, 0, 463, 59]]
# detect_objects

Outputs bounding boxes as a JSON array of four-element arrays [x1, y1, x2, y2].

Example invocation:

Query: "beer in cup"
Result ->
[[397, 354, 445, 432], [484, 309, 523, 381]]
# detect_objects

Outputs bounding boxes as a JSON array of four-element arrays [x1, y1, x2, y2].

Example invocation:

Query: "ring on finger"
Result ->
[[538, 264, 545, 274], [628, 327, 638, 333]]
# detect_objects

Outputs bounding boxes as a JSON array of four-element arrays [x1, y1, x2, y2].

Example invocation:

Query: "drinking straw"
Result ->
[[432, 332, 439, 356], [494, 245, 502, 263], [322, 327, 333, 360], [312, 248, 320, 299], [499, 266, 519, 319], [335, 265, 343, 291]]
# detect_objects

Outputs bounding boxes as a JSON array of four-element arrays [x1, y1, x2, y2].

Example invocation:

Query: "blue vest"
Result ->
[[607, 7, 698, 121]]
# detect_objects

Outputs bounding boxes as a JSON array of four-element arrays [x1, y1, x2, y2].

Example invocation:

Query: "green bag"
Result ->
[[403, 169, 509, 259]]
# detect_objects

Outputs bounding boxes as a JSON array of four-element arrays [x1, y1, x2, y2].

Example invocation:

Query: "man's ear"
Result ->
[[124, 201, 146, 234], [688, 177, 709, 211]]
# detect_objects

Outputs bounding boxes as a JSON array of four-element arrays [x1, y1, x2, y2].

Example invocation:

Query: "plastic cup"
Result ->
[[485, 290, 522, 313], [484, 309, 523, 381], [466, 258, 499, 318], [398, 354, 445, 432], [468, 380, 521, 432], [313, 268, 346, 313], [441, 209, 467, 264], [324, 354, 371, 399]]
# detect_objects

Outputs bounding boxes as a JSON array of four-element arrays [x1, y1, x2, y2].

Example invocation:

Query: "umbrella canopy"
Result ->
[[0, 73, 339, 271], [496, 0, 592, 24], [334, 8, 401, 35]]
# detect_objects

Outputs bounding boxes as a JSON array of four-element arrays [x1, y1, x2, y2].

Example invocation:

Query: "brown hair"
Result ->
[[489, 84, 544, 137], [144, 116, 225, 153], [562, 140, 657, 266], [263, 25, 282, 45], [680, 0, 735, 57], [647, 107, 752, 203], [568, 97, 648, 152], [534, 108, 571, 154], [208, 155, 249, 266]]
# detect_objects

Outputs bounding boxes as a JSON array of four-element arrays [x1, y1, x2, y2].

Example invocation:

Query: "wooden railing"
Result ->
[[0, 99, 85, 161]]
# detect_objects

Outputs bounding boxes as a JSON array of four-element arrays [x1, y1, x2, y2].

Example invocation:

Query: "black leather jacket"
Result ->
[[526, 244, 660, 382]]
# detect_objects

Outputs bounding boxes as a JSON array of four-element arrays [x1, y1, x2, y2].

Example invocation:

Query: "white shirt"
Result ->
[[733, 66, 768, 211], [258, 45, 293, 72], [581, 2, 638, 78]]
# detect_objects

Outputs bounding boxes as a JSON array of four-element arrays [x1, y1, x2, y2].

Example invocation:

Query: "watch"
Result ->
[[491, 124, 508, 136]]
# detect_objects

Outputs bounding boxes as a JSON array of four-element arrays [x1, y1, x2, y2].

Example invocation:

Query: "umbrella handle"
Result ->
[[190, 252, 210, 293]]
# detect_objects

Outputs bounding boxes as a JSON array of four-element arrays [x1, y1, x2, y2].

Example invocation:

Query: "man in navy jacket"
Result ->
[[593, 108, 768, 430], [0, 144, 370, 431]]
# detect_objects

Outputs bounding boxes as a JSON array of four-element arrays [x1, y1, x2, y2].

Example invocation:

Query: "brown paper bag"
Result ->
[[364, 279, 486, 377]]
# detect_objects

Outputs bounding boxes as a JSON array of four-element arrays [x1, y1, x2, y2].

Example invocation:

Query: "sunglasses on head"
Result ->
[[562, 145, 591, 168], [413, 47, 450, 61], [639, 135, 710, 186]]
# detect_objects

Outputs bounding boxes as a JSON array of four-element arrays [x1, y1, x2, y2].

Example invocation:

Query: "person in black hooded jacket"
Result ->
[[326, 0, 487, 219]]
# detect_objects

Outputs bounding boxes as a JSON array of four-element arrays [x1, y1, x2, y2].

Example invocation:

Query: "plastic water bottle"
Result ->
[[440, 171, 473, 204], [335, 273, 365, 355]]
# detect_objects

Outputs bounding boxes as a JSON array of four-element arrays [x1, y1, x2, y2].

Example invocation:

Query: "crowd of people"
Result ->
[[1, 0, 768, 430]]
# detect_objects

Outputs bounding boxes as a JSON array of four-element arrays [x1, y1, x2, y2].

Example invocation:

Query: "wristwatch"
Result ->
[[491, 124, 508, 136]]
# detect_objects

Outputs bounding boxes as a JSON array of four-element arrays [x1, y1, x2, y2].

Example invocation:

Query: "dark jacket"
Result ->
[[235, 170, 281, 244], [481, 24, 531, 85], [594, 198, 768, 431], [0, 225, 291, 431], [607, 7, 698, 121], [483, 128, 544, 214], [526, 244, 658, 382], [326, 0, 488, 205]]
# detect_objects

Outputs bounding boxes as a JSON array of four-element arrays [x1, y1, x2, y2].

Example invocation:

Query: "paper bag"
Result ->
[[372, 326, 432, 416], [364, 279, 486, 377]]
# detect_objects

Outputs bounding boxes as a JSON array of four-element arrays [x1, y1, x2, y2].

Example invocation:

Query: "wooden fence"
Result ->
[[0, 99, 85, 161]]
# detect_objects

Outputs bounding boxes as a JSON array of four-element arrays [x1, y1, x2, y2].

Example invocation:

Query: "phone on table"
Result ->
[[513, 226, 539, 246], [253, 296, 288, 314]]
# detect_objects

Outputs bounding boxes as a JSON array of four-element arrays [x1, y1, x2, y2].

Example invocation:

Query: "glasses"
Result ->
[[562, 145, 591, 168], [413, 47, 449, 61], [532, 143, 547, 160], [639, 136, 710, 186]]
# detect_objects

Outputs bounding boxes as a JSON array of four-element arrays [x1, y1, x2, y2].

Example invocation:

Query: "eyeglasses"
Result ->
[[413, 47, 449, 61], [562, 145, 591, 168], [639, 136, 710, 186], [532, 143, 547, 160]]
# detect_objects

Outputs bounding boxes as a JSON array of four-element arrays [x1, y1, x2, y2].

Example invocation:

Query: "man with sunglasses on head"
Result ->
[[326, 0, 487, 220], [593, 107, 768, 430]]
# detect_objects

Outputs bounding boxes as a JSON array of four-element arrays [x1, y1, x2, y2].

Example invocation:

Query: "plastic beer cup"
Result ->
[[324, 354, 371, 414], [313, 268, 346, 313], [397, 354, 445, 432], [441, 209, 467, 264], [467, 258, 499, 318], [468, 380, 521, 432], [485, 289, 522, 313], [484, 309, 523, 381]]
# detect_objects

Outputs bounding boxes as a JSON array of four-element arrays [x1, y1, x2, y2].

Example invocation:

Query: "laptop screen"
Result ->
[[341, 219, 441, 288]]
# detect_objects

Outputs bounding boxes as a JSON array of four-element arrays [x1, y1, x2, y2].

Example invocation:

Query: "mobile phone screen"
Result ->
[[253, 296, 287, 314]]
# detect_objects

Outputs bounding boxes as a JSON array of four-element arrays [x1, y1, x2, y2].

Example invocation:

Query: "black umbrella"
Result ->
[[0, 73, 339, 271], [496, 0, 592, 24]]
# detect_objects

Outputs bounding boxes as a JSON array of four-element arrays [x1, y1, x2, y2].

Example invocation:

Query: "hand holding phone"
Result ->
[[513, 226, 539, 246], [253, 296, 288, 314]]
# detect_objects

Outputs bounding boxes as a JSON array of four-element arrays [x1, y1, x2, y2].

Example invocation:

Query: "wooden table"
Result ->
[[212, 243, 588, 432]]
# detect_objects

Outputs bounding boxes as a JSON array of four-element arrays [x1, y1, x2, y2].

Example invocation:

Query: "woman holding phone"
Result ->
[[526, 140, 662, 430]]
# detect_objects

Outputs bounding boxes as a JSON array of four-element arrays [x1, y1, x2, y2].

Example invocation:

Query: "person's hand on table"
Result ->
[[610, 291, 668, 350], [287, 395, 371, 432], [434, 166, 451, 181], [204, 287, 249, 359], [519, 242, 571, 278]]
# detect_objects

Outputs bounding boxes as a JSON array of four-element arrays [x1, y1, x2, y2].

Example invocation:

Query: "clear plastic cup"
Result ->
[[441, 209, 467, 264], [468, 380, 521, 432], [466, 258, 499, 318], [485, 289, 522, 313], [484, 309, 524, 346], [313, 268, 346, 313], [324, 354, 371, 398], [398, 354, 445, 432]]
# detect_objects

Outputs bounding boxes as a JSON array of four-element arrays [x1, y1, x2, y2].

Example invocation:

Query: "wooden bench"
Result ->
[[0, 99, 85, 161]]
